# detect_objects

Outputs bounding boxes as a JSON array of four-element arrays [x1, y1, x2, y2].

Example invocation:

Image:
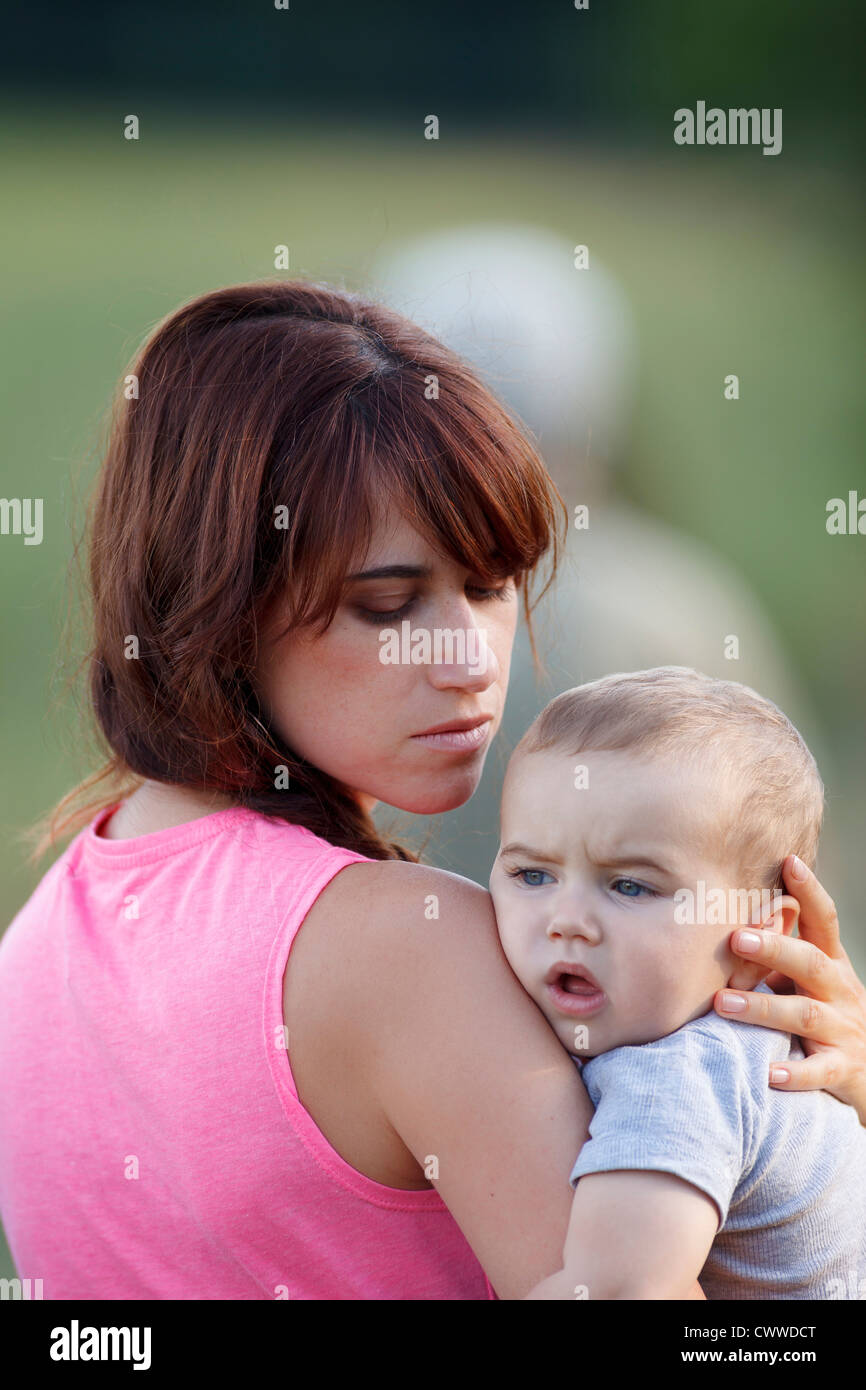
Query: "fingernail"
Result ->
[[720, 992, 747, 1012], [770, 1066, 790, 1084], [790, 855, 808, 881], [736, 930, 762, 953]]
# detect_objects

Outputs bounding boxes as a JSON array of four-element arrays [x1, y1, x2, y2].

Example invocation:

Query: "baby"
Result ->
[[488, 667, 866, 1300]]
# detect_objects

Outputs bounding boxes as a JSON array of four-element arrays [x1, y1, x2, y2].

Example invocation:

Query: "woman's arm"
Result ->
[[339, 860, 594, 1299], [715, 855, 866, 1123]]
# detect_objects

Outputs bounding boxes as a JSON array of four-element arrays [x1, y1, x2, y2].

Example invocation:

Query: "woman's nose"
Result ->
[[424, 620, 501, 692]]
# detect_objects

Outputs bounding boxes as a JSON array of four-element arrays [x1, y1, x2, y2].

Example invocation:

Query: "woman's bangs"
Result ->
[[373, 400, 556, 586]]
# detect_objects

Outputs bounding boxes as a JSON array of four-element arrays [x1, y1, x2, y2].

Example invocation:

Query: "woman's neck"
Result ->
[[100, 781, 237, 840]]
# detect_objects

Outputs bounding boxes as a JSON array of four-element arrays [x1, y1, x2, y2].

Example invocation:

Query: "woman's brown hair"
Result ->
[[31, 279, 567, 862]]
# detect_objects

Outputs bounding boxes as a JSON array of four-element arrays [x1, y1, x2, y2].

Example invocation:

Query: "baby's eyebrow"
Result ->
[[591, 852, 675, 876], [498, 842, 679, 877], [499, 841, 564, 864]]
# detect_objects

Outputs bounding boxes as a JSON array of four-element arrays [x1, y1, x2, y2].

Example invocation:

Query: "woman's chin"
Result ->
[[378, 768, 485, 817]]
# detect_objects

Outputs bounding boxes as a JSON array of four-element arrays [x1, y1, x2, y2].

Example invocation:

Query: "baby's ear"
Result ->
[[765, 894, 800, 938], [724, 894, 800, 992]]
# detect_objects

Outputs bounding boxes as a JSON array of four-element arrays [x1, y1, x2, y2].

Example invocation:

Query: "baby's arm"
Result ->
[[525, 1169, 719, 1300]]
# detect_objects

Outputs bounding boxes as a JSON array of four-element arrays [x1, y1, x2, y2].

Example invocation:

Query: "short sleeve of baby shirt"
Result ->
[[569, 1020, 761, 1228]]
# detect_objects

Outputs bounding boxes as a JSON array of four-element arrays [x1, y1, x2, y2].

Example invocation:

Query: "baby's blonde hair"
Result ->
[[511, 667, 824, 889]]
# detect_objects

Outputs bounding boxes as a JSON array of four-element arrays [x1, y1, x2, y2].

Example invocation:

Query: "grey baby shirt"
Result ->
[[569, 994, 866, 1299]]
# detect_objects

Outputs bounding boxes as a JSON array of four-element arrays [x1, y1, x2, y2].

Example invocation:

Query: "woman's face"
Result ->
[[255, 508, 520, 814]]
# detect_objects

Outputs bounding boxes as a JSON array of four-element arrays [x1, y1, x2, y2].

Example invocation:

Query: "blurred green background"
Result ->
[[1, 0, 864, 1285]]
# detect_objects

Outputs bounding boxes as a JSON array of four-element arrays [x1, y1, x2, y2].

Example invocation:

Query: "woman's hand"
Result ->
[[714, 855, 866, 1124]]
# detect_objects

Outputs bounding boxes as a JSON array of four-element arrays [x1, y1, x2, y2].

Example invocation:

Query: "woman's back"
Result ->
[[0, 805, 494, 1299]]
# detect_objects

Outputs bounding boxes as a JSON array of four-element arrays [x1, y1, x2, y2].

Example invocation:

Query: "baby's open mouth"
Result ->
[[557, 973, 601, 995], [545, 962, 606, 1015], [545, 960, 603, 991]]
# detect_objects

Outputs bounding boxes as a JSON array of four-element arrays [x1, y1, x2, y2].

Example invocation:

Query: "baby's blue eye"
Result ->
[[612, 878, 650, 898], [510, 868, 553, 888]]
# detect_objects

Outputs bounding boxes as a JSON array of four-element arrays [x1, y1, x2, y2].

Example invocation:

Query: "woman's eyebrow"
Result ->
[[345, 564, 434, 581]]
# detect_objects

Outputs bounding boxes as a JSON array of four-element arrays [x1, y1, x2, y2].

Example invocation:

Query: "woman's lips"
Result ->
[[410, 720, 492, 752]]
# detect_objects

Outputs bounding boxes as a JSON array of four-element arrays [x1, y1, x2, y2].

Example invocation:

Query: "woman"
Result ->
[[0, 280, 863, 1301]]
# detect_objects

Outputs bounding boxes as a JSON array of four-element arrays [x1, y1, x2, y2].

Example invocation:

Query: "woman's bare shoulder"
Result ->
[[291, 856, 507, 1027], [283, 857, 512, 1169], [330, 856, 493, 897], [297, 853, 556, 1064], [284, 858, 502, 1189], [313, 857, 499, 949]]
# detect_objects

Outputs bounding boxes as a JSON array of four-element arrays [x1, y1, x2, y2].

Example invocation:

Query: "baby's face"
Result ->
[[489, 747, 745, 1058]]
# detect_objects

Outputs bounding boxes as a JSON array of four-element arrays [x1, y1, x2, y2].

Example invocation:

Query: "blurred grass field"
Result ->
[[1, 100, 864, 1284]]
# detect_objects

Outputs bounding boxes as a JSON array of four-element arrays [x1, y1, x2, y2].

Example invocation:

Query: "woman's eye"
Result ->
[[468, 583, 513, 603], [356, 600, 414, 623], [612, 878, 653, 899], [508, 867, 553, 888], [355, 581, 512, 625]]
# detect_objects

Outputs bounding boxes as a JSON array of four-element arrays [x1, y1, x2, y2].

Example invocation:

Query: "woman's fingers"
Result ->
[[727, 924, 839, 1003], [714, 987, 854, 1107], [714, 983, 866, 1117], [782, 855, 844, 959], [765, 1047, 848, 1096], [715, 983, 840, 1039], [721, 859, 866, 1121], [762, 969, 795, 994]]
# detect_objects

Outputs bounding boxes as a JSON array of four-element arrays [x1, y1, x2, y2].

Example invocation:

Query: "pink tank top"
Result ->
[[0, 805, 494, 1299]]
